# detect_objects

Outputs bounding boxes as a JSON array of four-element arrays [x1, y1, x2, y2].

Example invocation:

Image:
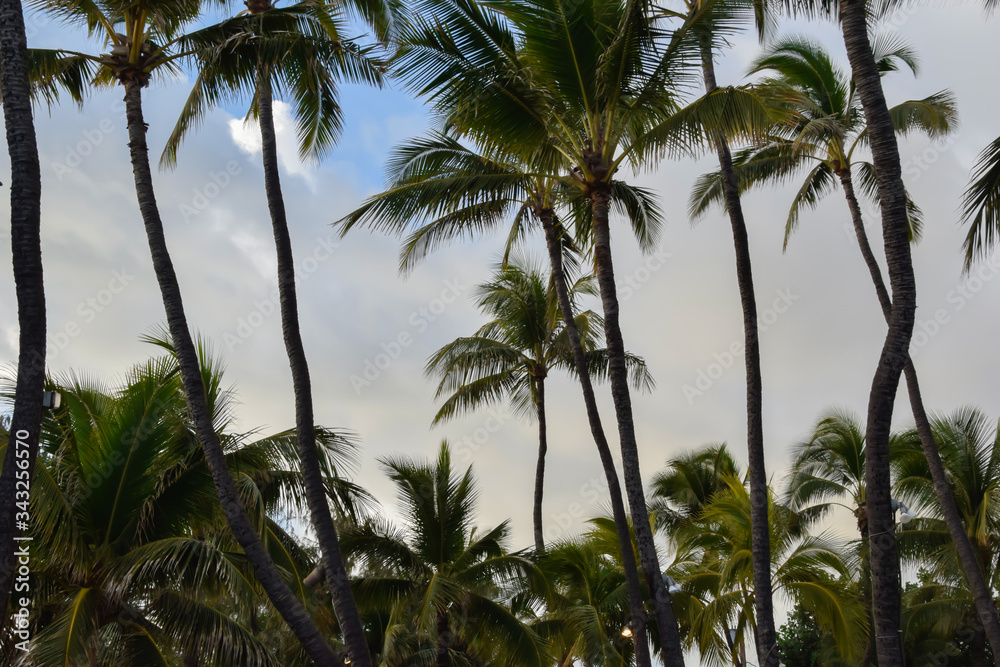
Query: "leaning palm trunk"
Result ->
[[698, 35, 778, 667], [532, 375, 547, 553], [584, 196, 686, 666], [257, 73, 372, 666], [839, 0, 916, 662], [0, 0, 46, 623], [839, 169, 1000, 658], [540, 214, 657, 667], [121, 79, 338, 664]]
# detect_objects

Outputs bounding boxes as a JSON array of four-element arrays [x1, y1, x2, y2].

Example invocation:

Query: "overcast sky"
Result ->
[[2, 0, 999, 617]]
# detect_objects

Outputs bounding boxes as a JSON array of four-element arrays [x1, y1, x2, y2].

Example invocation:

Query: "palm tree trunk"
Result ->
[[839, 2, 917, 663], [533, 374, 547, 554], [540, 214, 658, 667], [121, 79, 338, 665], [0, 0, 46, 624], [590, 196, 686, 666], [839, 169, 1000, 658], [257, 73, 372, 666], [437, 611, 451, 667], [698, 34, 778, 667]]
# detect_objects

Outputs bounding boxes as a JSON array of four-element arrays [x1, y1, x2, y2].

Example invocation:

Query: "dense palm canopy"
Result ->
[[0, 346, 369, 665], [669, 473, 867, 666], [4, 0, 1000, 663]]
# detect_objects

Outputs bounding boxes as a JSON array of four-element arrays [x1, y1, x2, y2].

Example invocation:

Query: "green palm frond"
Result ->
[[151, 590, 278, 666], [28, 586, 103, 666], [784, 160, 835, 249], [961, 136, 1000, 271], [854, 160, 924, 242]]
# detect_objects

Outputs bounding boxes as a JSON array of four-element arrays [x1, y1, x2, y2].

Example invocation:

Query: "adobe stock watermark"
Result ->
[[51, 118, 116, 182], [681, 287, 800, 404], [47, 268, 136, 363], [908, 252, 1000, 358], [619, 248, 672, 302], [544, 476, 609, 543], [844, 134, 959, 243], [453, 406, 514, 462], [349, 278, 469, 395], [178, 161, 244, 223], [223, 233, 341, 351]]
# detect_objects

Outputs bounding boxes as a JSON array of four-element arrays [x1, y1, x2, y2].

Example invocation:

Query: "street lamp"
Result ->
[[42, 390, 61, 409], [891, 498, 914, 524]]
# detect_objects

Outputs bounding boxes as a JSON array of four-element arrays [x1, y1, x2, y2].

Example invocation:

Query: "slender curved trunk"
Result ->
[[532, 374, 547, 554], [540, 214, 657, 667], [437, 611, 450, 667], [121, 79, 338, 665], [698, 34, 777, 667], [589, 196, 685, 666], [0, 0, 46, 623], [840, 1, 916, 663], [258, 74, 372, 666], [840, 170, 1000, 658]]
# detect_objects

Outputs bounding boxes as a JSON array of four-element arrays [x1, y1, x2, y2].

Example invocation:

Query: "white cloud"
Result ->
[[227, 100, 316, 187]]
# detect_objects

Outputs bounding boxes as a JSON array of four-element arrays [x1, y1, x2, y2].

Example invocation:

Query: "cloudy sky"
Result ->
[[2, 0, 999, 611]]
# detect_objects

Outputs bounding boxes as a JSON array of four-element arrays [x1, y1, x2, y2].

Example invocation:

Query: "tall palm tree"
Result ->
[[160, 5, 389, 662], [377, 3, 778, 659], [693, 37, 1000, 657], [894, 407, 1000, 665], [662, 0, 784, 656], [0, 348, 370, 664], [25, 3, 342, 660], [341, 442, 546, 666], [961, 136, 1000, 270], [337, 125, 666, 661], [427, 260, 653, 553], [0, 0, 47, 622], [836, 0, 923, 657]]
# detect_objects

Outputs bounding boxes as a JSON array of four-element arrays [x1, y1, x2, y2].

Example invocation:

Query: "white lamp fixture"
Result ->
[[621, 622, 634, 638], [662, 573, 682, 595], [42, 390, 61, 410], [891, 498, 915, 524]]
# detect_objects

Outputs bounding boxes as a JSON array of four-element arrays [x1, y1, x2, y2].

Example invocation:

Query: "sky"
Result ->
[[2, 0, 1000, 636]]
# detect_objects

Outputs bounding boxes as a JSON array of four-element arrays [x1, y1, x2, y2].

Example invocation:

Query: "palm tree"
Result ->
[[835, 0, 923, 658], [894, 407, 1000, 664], [662, 1, 784, 656], [375, 3, 779, 659], [693, 37, 1000, 657], [785, 410, 868, 530], [0, 0, 47, 622], [427, 260, 653, 554], [0, 348, 370, 664], [961, 136, 1000, 269], [341, 442, 546, 666], [337, 125, 666, 660], [669, 473, 867, 666], [649, 444, 741, 546], [25, 3, 343, 659], [160, 5, 390, 662], [533, 539, 637, 666]]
